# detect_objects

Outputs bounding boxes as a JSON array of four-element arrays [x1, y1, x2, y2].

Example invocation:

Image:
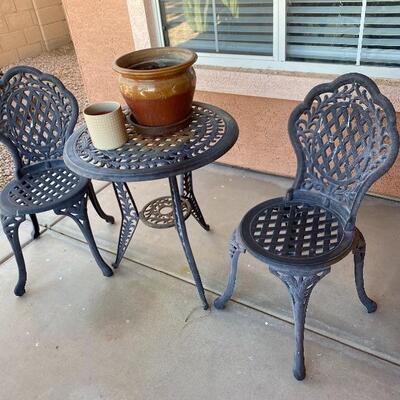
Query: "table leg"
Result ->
[[169, 176, 209, 310], [112, 182, 139, 268], [180, 172, 210, 231]]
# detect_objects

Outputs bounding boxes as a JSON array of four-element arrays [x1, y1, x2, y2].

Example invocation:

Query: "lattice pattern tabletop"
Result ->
[[64, 102, 238, 182]]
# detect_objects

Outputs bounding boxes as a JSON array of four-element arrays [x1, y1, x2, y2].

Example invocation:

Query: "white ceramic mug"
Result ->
[[83, 101, 128, 150]]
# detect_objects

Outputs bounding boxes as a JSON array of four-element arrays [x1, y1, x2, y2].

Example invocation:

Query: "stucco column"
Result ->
[[126, 0, 158, 50], [62, 0, 134, 102]]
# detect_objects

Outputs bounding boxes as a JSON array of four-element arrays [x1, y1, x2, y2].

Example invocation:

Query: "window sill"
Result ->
[[194, 65, 400, 112]]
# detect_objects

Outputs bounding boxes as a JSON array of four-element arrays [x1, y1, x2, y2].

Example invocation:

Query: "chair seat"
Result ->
[[240, 197, 355, 268], [0, 161, 88, 216]]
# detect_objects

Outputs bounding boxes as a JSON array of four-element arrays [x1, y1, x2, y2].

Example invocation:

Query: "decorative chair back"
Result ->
[[0, 66, 78, 175], [288, 73, 399, 227]]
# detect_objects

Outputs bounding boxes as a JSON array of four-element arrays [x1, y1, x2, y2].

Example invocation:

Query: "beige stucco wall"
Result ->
[[63, 0, 400, 200], [62, 0, 133, 104], [0, 0, 71, 67], [194, 91, 400, 199]]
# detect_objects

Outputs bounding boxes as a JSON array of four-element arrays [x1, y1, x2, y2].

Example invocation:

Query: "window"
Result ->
[[155, 0, 400, 73], [158, 0, 274, 56], [286, 0, 400, 66]]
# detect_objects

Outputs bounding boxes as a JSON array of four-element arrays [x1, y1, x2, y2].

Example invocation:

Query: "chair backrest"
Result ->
[[288, 73, 399, 227], [0, 66, 78, 174]]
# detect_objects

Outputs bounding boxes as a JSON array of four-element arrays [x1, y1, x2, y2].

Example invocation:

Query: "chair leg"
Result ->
[[352, 228, 377, 313], [214, 229, 246, 309], [1, 214, 27, 296], [269, 266, 331, 380], [54, 192, 113, 277], [29, 214, 40, 239], [180, 172, 210, 231], [87, 181, 115, 224]]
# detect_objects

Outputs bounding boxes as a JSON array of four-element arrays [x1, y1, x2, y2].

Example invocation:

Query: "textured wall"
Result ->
[[33, 0, 71, 51], [0, 0, 71, 67], [0, 0, 43, 66], [195, 91, 400, 199], [64, 0, 400, 199], [62, 0, 133, 103]]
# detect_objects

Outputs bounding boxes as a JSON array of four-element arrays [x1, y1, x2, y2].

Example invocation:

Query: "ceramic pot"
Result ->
[[113, 47, 197, 127]]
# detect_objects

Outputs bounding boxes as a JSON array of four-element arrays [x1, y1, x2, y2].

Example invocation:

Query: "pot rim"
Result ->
[[113, 47, 197, 79]]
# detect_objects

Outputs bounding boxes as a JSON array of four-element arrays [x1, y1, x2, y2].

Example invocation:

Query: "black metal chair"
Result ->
[[0, 66, 115, 296], [215, 73, 399, 380]]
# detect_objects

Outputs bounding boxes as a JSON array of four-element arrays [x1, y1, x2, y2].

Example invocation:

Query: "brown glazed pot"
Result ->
[[113, 47, 197, 127]]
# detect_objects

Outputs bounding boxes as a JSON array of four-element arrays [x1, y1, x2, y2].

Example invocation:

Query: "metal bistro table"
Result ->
[[64, 102, 238, 309]]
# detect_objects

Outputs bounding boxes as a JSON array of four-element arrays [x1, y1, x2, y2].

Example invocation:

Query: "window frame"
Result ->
[[151, 0, 400, 79]]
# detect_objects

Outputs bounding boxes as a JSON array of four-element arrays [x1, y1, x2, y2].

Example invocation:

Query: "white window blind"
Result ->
[[286, 0, 400, 66], [361, 1, 400, 66], [158, 0, 274, 56], [287, 0, 364, 63]]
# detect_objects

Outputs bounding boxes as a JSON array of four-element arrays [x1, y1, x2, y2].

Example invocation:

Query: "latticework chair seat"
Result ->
[[240, 197, 354, 268], [0, 161, 87, 216]]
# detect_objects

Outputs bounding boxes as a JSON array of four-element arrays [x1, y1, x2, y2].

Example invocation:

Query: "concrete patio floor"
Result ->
[[0, 164, 399, 399]]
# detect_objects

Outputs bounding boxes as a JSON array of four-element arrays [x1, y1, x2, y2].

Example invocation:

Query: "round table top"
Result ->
[[64, 102, 239, 182]]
